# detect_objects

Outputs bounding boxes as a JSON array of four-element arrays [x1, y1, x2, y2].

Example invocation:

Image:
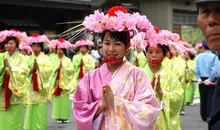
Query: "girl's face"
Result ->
[[102, 32, 127, 60], [146, 46, 165, 67], [6, 39, 17, 53], [32, 43, 42, 55], [57, 48, 64, 57], [79, 46, 88, 54]]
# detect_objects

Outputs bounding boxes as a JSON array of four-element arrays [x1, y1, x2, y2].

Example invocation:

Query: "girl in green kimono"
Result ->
[[0, 29, 29, 130], [72, 38, 95, 84], [143, 44, 184, 130], [24, 34, 53, 130], [49, 42, 59, 61], [49, 38, 74, 123], [184, 51, 196, 105]]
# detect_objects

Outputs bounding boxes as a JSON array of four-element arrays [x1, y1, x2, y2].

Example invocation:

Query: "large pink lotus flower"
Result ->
[[126, 17, 138, 31]]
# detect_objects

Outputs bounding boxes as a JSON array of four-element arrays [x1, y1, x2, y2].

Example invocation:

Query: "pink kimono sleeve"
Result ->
[[73, 74, 100, 130], [113, 71, 160, 130]]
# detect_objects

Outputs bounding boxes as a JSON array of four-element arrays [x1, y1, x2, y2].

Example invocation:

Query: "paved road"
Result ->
[[181, 103, 208, 130], [23, 98, 208, 130]]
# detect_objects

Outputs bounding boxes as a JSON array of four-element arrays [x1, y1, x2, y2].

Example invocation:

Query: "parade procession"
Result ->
[[0, 0, 220, 130]]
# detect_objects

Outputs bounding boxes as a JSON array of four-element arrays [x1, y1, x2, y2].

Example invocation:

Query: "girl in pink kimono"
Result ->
[[73, 6, 160, 130]]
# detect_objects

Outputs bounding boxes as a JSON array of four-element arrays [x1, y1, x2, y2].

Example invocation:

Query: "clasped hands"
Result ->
[[99, 84, 114, 110], [3, 59, 12, 70], [56, 60, 62, 72], [29, 59, 39, 75], [151, 74, 163, 100]]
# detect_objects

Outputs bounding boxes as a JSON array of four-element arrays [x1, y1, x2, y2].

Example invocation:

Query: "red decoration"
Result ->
[[32, 72, 39, 91], [148, 59, 163, 65], [53, 68, 62, 96], [32, 33, 40, 37], [80, 38, 87, 41], [2, 72, 11, 109], [107, 6, 128, 17], [58, 38, 65, 43], [78, 62, 84, 79], [154, 27, 160, 34], [10, 28, 19, 32], [103, 57, 124, 63], [135, 57, 139, 67]]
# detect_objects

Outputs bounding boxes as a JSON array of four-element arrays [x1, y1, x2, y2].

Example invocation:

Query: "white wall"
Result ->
[[139, 0, 197, 31]]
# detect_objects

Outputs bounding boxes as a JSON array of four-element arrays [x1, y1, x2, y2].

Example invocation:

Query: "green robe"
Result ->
[[136, 51, 147, 68], [24, 52, 53, 130], [168, 56, 185, 110], [143, 64, 184, 130], [162, 57, 173, 71], [184, 59, 196, 103], [0, 51, 28, 130], [50, 55, 74, 120], [72, 53, 95, 84], [49, 53, 59, 62]]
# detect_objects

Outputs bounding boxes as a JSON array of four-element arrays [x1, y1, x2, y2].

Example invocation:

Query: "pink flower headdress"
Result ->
[[195, 42, 202, 49], [188, 48, 196, 55], [74, 38, 94, 48], [50, 38, 73, 49], [83, 6, 156, 33], [142, 27, 188, 55], [130, 32, 146, 49], [60, 6, 159, 45], [158, 30, 180, 42], [60, 6, 186, 55], [19, 43, 32, 53], [0, 29, 28, 43], [28, 33, 50, 46]]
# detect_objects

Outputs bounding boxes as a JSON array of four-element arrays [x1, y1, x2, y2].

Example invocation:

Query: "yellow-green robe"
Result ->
[[49, 53, 58, 62], [169, 55, 185, 110], [184, 59, 196, 103], [143, 64, 184, 130], [162, 57, 173, 70], [136, 51, 147, 68], [50, 55, 74, 120], [24, 52, 53, 130], [0, 51, 28, 130], [72, 53, 95, 84]]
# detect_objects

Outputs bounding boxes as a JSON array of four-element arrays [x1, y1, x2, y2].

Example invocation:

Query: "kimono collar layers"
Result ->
[[99, 59, 126, 79]]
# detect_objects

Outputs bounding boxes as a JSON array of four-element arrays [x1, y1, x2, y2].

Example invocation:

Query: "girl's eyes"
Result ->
[[104, 42, 110, 45], [115, 43, 121, 46]]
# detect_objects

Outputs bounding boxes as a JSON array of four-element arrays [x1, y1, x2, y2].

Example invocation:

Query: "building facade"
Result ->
[[139, 0, 203, 44]]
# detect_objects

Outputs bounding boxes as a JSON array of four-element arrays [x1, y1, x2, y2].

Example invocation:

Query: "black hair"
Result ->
[[101, 30, 130, 47], [189, 53, 196, 60], [56, 48, 67, 56], [3, 36, 19, 48], [32, 42, 44, 52], [75, 45, 89, 53], [196, 2, 220, 13], [0, 42, 4, 50], [145, 44, 169, 56]]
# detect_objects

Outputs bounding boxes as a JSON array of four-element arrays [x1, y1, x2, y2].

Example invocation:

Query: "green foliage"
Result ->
[[181, 25, 204, 46]]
